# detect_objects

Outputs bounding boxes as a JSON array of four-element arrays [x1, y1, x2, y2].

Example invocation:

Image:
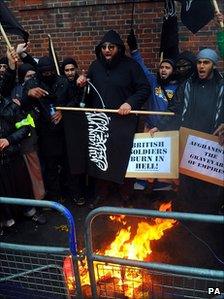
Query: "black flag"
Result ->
[[179, 0, 214, 34], [160, 0, 179, 60], [63, 111, 138, 184], [0, 0, 29, 42]]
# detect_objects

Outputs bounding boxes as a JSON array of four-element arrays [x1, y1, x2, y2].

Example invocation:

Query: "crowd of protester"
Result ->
[[0, 11, 223, 236]]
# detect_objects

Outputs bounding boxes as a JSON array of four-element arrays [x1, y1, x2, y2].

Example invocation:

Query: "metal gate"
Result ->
[[1, 198, 224, 298], [0, 197, 83, 299], [84, 207, 224, 299]]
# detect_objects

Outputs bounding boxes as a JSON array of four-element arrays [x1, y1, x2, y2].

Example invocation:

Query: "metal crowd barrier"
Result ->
[[84, 207, 224, 299], [0, 197, 83, 299], [1, 198, 224, 298]]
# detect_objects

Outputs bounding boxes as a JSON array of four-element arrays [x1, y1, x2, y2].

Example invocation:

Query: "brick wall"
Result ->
[[0, 0, 223, 72]]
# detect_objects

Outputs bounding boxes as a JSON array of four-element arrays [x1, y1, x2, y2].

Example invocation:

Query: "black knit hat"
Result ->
[[18, 63, 36, 83], [61, 57, 78, 72], [160, 58, 175, 69], [37, 56, 55, 72], [0, 57, 8, 65], [176, 51, 196, 65]]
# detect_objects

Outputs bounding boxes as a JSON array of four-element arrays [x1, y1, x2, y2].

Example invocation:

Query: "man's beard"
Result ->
[[157, 73, 173, 85]]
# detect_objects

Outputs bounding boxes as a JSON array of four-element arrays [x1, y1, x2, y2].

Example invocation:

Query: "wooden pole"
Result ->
[[212, 0, 224, 28], [0, 22, 12, 49], [56, 106, 175, 116], [160, 51, 164, 63], [48, 34, 60, 75], [0, 23, 18, 64]]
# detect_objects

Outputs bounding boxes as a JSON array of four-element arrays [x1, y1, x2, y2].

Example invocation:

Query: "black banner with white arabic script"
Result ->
[[63, 111, 138, 184]]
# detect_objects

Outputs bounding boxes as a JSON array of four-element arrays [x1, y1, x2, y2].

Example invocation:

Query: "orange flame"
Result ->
[[65, 202, 177, 298], [109, 215, 127, 225]]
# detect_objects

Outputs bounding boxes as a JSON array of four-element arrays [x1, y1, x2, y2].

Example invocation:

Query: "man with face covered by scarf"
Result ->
[[175, 51, 197, 84], [22, 56, 70, 201]]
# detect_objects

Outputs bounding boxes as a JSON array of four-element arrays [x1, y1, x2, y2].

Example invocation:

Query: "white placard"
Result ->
[[127, 137, 171, 173], [180, 135, 224, 181]]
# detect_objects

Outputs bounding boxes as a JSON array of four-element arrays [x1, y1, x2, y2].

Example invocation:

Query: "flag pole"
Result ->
[[160, 52, 164, 63], [130, 0, 135, 29], [0, 22, 18, 65], [56, 106, 175, 116], [48, 34, 60, 75], [0, 22, 13, 49], [212, 0, 224, 27]]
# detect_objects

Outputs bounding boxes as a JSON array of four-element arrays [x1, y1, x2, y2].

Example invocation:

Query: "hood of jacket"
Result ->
[[95, 30, 125, 59]]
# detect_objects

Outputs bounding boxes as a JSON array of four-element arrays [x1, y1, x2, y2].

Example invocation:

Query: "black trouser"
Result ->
[[43, 154, 87, 200], [0, 155, 33, 221], [42, 155, 62, 200]]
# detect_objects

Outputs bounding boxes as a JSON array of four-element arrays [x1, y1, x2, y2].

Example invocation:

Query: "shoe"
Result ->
[[24, 207, 36, 217], [152, 182, 173, 191], [32, 212, 47, 225], [5, 219, 15, 227], [73, 197, 85, 206], [134, 180, 147, 190]]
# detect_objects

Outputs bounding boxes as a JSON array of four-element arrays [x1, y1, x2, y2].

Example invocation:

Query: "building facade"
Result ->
[[0, 0, 223, 71]]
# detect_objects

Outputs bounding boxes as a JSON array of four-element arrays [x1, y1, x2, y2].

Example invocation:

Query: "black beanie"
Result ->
[[18, 63, 36, 83], [37, 56, 55, 72], [61, 57, 78, 73], [176, 51, 196, 65], [160, 59, 175, 69], [0, 57, 8, 65]]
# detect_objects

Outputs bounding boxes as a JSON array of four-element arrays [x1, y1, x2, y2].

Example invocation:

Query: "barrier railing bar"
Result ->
[[84, 206, 224, 299], [0, 197, 83, 298]]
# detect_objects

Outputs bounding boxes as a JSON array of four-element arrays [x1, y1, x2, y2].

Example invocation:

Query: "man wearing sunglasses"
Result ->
[[77, 29, 150, 205], [78, 29, 150, 113]]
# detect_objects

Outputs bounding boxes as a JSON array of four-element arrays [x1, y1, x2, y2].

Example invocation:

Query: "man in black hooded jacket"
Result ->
[[61, 57, 83, 107], [77, 29, 150, 204], [0, 48, 34, 232], [79, 29, 150, 112], [22, 56, 70, 201]]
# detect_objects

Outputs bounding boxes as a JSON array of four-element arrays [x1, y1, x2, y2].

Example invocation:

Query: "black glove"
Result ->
[[127, 29, 138, 52]]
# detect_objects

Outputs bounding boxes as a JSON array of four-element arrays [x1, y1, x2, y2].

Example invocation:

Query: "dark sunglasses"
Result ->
[[101, 44, 116, 51]]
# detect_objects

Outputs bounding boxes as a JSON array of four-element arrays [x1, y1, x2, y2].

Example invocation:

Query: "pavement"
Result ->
[[1, 187, 223, 272]]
